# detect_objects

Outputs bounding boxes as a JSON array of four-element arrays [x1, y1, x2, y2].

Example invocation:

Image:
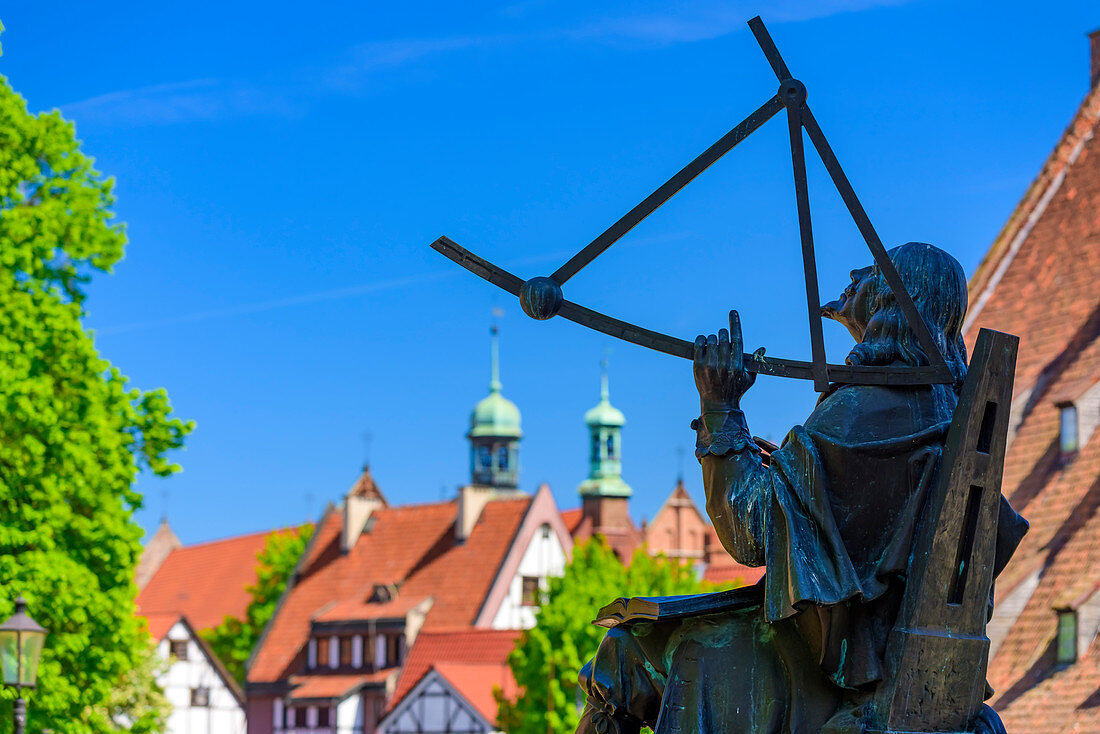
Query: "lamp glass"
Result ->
[[17, 629, 45, 687], [0, 629, 16, 686]]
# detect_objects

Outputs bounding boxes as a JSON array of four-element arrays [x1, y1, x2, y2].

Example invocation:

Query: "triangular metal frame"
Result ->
[[431, 16, 954, 391]]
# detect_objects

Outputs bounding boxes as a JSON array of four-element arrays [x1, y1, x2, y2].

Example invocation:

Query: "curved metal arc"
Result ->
[[431, 236, 953, 386]]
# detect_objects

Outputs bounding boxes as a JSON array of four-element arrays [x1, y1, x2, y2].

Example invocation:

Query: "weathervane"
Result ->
[[430, 16, 953, 392]]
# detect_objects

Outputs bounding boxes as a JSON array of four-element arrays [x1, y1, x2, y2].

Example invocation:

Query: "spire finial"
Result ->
[[490, 308, 503, 393], [600, 348, 610, 402]]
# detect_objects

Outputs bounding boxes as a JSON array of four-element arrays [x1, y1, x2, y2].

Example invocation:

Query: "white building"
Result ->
[[147, 613, 247, 734]]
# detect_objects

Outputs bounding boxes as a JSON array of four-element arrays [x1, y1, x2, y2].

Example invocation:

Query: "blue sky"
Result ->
[[2, 1, 1097, 544]]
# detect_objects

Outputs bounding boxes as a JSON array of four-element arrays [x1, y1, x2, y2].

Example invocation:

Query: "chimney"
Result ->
[[1091, 28, 1100, 89], [456, 484, 495, 542], [342, 466, 388, 552]]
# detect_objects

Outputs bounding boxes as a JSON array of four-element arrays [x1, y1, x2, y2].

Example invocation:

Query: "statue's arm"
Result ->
[[691, 311, 771, 566], [695, 407, 770, 567]]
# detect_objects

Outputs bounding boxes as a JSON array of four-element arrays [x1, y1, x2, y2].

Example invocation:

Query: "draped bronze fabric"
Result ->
[[577, 382, 1028, 733]]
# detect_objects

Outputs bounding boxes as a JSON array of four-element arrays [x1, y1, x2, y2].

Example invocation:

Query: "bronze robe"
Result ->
[[578, 383, 1027, 734]]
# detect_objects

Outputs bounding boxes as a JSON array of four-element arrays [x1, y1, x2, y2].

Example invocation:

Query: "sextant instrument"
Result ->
[[430, 17, 952, 392]]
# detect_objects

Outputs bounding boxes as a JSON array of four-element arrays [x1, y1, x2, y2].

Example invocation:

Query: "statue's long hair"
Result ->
[[846, 242, 969, 390]]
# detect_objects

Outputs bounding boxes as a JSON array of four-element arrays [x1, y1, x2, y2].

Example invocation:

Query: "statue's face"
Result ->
[[822, 265, 875, 342]]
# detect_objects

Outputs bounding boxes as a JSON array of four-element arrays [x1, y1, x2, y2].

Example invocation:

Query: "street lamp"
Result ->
[[0, 597, 47, 734]]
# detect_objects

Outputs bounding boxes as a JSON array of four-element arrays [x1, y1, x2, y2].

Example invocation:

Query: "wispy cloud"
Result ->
[[60, 78, 294, 127], [59, 0, 910, 128], [96, 231, 692, 335]]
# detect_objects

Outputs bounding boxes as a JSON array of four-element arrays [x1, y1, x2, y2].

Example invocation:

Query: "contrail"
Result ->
[[94, 231, 692, 336], [94, 269, 458, 336]]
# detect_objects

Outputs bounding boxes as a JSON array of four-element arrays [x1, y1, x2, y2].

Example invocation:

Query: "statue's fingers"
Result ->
[[706, 333, 718, 371], [693, 335, 706, 366], [729, 310, 744, 376], [717, 328, 731, 375]]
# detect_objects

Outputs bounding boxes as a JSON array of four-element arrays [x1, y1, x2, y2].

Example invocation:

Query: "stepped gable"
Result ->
[[136, 526, 288, 632], [247, 496, 530, 685], [962, 37, 1100, 731]]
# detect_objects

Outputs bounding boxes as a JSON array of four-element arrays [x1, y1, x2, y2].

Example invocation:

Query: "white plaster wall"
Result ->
[[157, 621, 246, 734], [490, 524, 566, 629], [336, 693, 364, 734]]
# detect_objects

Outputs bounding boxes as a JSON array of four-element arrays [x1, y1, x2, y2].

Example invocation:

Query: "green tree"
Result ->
[[497, 538, 729, 734], [0, 24, 191, 733], [202, 524, 314, 683]]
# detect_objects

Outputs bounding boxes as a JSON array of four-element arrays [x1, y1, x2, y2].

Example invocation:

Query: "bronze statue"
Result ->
[[575, 244, 1027, 734], [429, 15, 1029, 733]]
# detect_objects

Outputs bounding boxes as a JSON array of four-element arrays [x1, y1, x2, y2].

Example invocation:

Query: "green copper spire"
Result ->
[[469, 322, 521, 488], [579, 357, 631, 497]]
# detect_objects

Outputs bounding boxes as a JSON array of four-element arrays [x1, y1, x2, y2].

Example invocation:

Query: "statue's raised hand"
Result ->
[[693, 310, 760, 411]]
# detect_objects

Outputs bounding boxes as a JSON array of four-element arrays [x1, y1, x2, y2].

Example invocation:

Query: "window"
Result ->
[[498, 446, 509, 470], [316, 637, 330, 669], [522, 576, 541, 606], [169, 640, 188, 660], [340, 636, 353, 667], [541, 524, 551, 540], [1057, 609, 1077, 665], [385, 633, 402, 667], [592, 433, 601, 461], [318, 707, 331, 727], [606, 434, 615, 458], [1060, 403, 1080, 455], [190, 687, 210, 707], [479, 445, 491, 468]]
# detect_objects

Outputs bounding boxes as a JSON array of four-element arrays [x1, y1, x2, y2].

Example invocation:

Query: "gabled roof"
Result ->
[[960, 58, 1100, 731], [145, 614, 247, 708], [388, 628, 521, 715], [432, 662, 517, 723], [247, 497, 532, 684], [287, 670, 396, 702], [137, 527, 293, 632]]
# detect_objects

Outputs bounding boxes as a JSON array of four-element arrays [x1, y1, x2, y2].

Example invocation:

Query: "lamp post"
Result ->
[[0, 597, 47, 734]]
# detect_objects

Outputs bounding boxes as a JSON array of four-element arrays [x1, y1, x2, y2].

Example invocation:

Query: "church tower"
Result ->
[[576, 359, 639, 560], [467, 325, 522, 489], [578, 359, 631, 498]]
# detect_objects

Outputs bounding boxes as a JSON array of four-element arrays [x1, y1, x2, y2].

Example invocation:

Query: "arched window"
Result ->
[[606, 434, 615, 458], [498, 446, 509, 470], [592, 433, 601, 461], [479, 445, 491, 469]]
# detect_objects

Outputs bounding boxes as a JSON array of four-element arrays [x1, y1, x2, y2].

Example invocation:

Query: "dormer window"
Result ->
[[369, 584, 397, 603], [1060, 403, 1079, 455], [1056, 608, 1078, 665]]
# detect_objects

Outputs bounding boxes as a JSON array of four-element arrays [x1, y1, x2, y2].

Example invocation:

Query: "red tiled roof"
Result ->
[[702, 559, 765, 587], [248, 498, 530, 684], [389, 629, 521, 714], [433, 662, 518, 723], [137, 527, 295, 632], [961, 65, 1100, 732], [314, 595, 432, 624], [560, 508, 584, 534], [143, 612, 180, 641], [287, 670, 396, 701]]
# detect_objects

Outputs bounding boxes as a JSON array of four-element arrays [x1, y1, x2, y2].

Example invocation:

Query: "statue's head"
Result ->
[[822, 242, 969, 386]]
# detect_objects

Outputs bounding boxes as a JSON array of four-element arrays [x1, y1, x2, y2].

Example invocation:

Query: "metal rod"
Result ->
[[748, 17, 792, 82], [431, 236, 952, 385], [799, 107, 952, 379], [549, 94, 784, 285], [784, 91, 829, 391]]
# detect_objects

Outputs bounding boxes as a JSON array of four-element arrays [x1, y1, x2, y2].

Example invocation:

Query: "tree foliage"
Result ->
[[497, 539, 726, 734], [202, 524, 314, 684], [0, 26, 192, 732]]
